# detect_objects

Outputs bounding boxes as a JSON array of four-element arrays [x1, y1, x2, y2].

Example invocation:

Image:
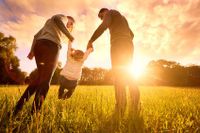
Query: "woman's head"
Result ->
[[71, 49, 84, 61], [66, 16, 75, 32]]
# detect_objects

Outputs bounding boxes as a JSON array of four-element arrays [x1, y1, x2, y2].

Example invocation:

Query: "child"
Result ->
[[58, 42, 93, 99]]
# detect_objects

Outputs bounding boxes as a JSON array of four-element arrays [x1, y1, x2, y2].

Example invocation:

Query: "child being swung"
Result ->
[[58, 42, 93, 99]]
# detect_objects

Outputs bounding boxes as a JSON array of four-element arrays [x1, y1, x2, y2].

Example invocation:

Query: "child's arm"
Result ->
[[67, 41, 73, 57], [82, 48, 93, 61]]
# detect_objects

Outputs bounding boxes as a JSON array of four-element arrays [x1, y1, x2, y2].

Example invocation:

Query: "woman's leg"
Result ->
[[31, 39, 59, 113], [13, 84, 37, 115], [13, 47, 43, 115]]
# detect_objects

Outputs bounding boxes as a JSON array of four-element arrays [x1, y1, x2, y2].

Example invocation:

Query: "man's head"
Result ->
[[98, 8, 109, 20], [66, 16, 75, 32]]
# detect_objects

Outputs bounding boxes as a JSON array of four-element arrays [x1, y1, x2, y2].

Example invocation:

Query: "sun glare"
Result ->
[[128, 60, 147, 79], [59, 43, 147, 80]]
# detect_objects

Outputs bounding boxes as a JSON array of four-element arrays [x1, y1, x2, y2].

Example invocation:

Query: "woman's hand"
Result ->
[[27, 52, 34, 60]]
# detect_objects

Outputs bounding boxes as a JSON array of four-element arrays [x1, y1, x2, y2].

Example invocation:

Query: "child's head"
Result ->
[[71, 49, 84, 61]]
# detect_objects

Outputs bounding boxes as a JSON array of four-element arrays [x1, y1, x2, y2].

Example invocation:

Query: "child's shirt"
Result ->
[[60, 43, 92, 80]]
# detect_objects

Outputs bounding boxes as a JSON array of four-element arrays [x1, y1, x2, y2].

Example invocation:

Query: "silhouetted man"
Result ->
[[87, 8, 140, 115]]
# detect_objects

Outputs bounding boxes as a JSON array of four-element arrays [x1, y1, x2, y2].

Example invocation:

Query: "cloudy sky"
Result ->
[[0, 0, 200, 74]]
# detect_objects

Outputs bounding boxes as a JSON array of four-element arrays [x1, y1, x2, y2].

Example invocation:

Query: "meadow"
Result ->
[[0, 85, 200, 133]]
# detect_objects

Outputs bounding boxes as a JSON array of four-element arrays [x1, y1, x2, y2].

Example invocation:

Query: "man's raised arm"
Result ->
[[88, 11, 111, 44]]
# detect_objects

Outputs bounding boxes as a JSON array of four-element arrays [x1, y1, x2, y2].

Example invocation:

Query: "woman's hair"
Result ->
[[71, 49, 84, 61]]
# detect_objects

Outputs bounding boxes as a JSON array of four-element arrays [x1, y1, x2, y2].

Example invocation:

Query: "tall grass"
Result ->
[[0, 86, 200, 132]]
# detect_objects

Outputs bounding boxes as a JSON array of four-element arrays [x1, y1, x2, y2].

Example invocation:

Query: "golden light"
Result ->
[[128, 58, 147, 79]]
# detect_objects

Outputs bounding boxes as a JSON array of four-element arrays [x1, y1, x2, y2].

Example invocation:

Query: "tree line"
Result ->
[[0, 32, 26, 84], [142, 60, 200, 86], [1, 32, 200, 86]]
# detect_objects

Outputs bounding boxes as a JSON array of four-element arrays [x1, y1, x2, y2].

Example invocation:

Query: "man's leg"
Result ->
[[114, 84, 127, 115], [128, 77, 140, 112], [123, 68, 140, 112], [111, 41, 134, 116], [113, 68, 127, 116]]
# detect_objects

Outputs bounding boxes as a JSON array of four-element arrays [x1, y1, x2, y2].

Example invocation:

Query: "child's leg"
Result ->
[[58, 76, 68, 99], [60, 79, 77, 99], [66, 87, 76, 98], [58, 84, 65, 99], [63, 86, 76, 99]]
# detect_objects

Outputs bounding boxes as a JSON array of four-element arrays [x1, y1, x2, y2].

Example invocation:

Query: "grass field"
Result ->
[[0, 85, 200, 133]]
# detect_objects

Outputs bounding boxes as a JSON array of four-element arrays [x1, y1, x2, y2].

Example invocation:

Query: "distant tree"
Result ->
[[80, 67, 112, 85], [186, 65, 200, 86], [28, 68, 38, 84], [51, 62, 62, 84], [28, 62, 62, 85], [145, 59, 200, 86], [0, 32, 27, 84]]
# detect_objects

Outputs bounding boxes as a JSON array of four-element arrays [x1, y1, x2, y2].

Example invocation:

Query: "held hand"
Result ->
[[70, 36, 74, 42], [89, 47, 94, 52], [87, 42, 93, 50], [68, 40, 72, 45], [27, 52, 34, 60]]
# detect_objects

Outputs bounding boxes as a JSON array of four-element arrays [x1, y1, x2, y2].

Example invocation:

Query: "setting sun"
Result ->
[[127, 55, 148, 79], [128, 62, 146, 79]]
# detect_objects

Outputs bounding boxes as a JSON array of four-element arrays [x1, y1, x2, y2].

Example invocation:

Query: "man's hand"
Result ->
[[27, 52, 34, 60], [87, 42, 93, 50], [68, 40, 73, 45], [88, 47, 94, 52]]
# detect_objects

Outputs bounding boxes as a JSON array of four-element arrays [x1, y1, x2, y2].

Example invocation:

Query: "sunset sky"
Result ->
[[0, 0, 200, 74]]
